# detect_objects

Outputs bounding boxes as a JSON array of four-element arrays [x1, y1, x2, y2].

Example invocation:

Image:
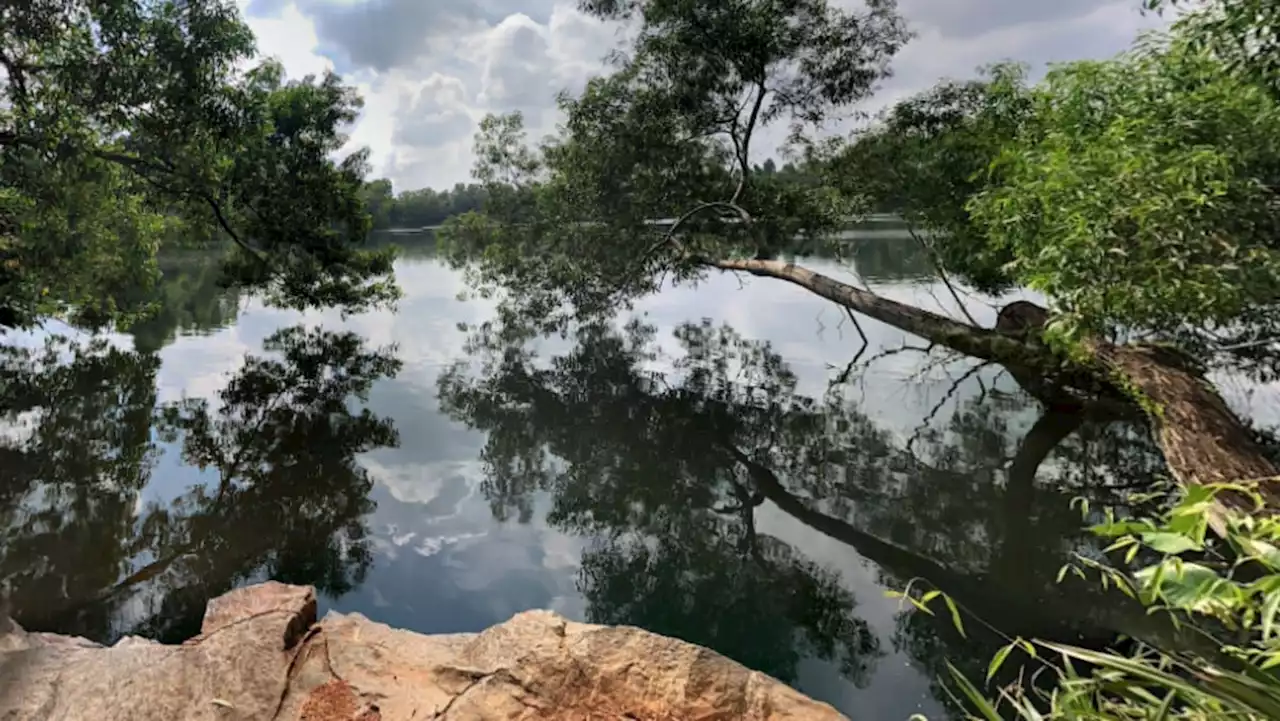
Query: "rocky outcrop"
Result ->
[[0, 582, 848, 720]]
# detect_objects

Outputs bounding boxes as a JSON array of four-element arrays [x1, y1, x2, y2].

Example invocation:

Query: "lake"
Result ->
[[0, 231, 1250, 719]]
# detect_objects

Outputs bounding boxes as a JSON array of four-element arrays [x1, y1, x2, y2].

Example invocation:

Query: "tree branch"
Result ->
[[93, 149, 271, 267], [907, 222, 979, 327], [833, 306, 869, 385], [731, 82, 768, 205]]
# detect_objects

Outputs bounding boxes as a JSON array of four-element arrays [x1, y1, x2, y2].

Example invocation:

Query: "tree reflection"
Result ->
[[439, 317, 1186, 700], [0, 339, 161, 638], [118, 251, 244, 354], [0, 325, 400, 643], [441, 320, 883, 684]]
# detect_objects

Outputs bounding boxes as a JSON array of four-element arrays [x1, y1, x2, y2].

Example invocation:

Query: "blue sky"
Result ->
[[236, 0, 1167, 191]]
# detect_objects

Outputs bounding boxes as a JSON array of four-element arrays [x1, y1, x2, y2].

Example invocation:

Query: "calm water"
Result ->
[[2, 233, 1258, 719]]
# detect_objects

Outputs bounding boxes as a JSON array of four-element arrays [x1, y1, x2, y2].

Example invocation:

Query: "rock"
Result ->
[[0, 583, 848, 721], [198, 581, 318, 650]]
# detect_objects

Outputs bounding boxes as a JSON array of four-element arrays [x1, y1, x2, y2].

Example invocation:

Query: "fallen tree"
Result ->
[[709, 256, 1280, 525], [439, 0, 1280, 513]]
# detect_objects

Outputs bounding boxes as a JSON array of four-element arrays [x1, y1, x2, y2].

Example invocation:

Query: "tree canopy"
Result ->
[[440, 0, 908, 328], [444, 0, 1279, 364], [0, 0, 397, 332], [838, 26, 1280, 368]]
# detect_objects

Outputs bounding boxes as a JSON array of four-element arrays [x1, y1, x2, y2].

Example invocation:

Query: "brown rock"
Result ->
[[0, 583, 848, 721], [198, 581, 317, 650]]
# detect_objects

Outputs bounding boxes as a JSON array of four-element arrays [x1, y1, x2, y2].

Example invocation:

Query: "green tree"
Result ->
[[441, 0, 1279, 515], [0, 0, 397, 332], [360, 178, 396, 231]]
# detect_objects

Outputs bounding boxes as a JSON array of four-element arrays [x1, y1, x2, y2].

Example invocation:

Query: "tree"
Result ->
[[0, 0, 397, 332], [360, 178, 396, 231], [0, 325, 401, 643], [440, 0, 1280, 520], [1145, 0, 1280, 101]]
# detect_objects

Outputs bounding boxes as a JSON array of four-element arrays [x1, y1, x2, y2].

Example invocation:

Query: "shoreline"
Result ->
[[0, 581, 846, 720]]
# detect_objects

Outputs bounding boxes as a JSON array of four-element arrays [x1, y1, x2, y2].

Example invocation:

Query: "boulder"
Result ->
[[0, 582, 848, 721]]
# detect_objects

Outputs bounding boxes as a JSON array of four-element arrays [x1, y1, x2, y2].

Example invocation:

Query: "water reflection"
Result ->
[[437, 315, 1184, 710], [0, 326, 400, 643], [119, 251, 244, 354], [0, 233, 1208, 719]]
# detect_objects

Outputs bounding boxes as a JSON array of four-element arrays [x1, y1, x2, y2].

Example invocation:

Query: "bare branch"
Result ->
[[832, 306, 869, 385], [907, 222, 980, 327]]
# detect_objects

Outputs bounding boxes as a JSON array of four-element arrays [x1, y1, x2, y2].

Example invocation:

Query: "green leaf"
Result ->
[[1043, 642, 1277, 717], [987, 642, 1015, 682], [945, 662, 1003, 721], [1140, 531, 1203, 554], [1152, 689, 1176, 721], [1260, 589, 1280, 641], [944, 594, 967, 639]]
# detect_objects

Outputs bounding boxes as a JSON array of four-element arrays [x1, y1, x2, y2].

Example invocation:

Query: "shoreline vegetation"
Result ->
[[4, 0, 1280, 718]]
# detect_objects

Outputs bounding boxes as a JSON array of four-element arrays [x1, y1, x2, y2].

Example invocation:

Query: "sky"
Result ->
[[235, 0, 1168, 192]]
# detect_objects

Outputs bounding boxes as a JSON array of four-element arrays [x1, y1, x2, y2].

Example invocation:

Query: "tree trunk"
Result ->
[[707, 257, 1280, 519], [1090, 342, 1280, 531]]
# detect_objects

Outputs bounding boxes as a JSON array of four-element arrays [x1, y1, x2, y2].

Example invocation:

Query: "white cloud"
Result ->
[[239, 1, 334, 79], [239, 0, 1169, 191]]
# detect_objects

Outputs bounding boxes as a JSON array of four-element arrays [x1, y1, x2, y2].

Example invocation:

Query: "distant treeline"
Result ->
[[360, 158, 838, 231], [360, 178, 488, 230]]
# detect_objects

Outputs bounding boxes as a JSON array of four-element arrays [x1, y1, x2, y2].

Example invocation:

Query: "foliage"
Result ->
[[828, 63, 1034, 294], [359, 178, 491, 230], [439, 0, 909, 331], [0, 324, 401, 642], [360, 178, 397, 230], [1145, 0, 1280, 101], [939, 483, 1280, 720], [0, 0, 397, 331], [968, 44, 1280, 347], [844, 1, 1280, 374]]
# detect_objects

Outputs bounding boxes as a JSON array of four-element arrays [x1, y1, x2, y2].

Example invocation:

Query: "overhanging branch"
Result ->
[[94, 149, 271, 267]]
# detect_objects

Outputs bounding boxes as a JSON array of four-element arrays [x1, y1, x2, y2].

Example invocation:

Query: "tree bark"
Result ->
[[1090, 342, 1280, 531], [707, 257, 1280, 519]]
